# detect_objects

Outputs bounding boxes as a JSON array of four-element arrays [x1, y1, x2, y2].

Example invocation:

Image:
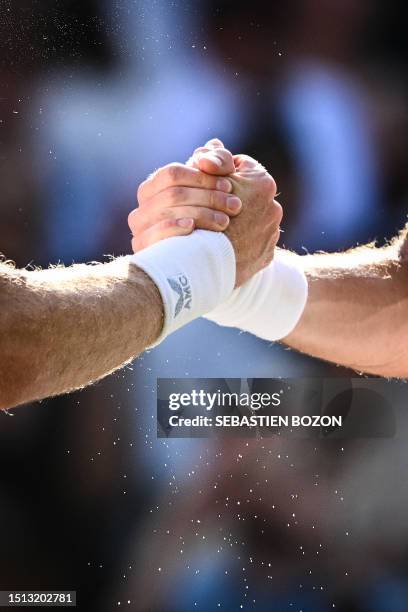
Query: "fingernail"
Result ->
[[177, 218, 194, 228], [214, 212, 229, 226], [206, 153, 223, 167], [216, 178, 232, 193], [227, 196, 242, 212]]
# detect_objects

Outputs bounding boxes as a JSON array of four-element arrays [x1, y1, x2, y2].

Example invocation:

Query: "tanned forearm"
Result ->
[[283, 226, 408, 377], [0, 258, 163, 409]]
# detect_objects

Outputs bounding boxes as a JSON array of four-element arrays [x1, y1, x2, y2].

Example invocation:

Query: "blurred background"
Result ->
[[1, 0, 408, 610]]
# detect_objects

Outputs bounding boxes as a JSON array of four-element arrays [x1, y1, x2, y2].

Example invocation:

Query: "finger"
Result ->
[[138, 164, 233, 202], [130, 186, 239, 234], [147, 187, 242, 215], [203, 138, 225, 149], [131, 218, 194, 252], [233, 154, 262, 172], [187, 146, 210, 169], [158, 205, 230, 231], [187, 141, 233, 174], [197, 147, 235, 176], [128, 207, 142, 236], [188, 138, 226, 164]]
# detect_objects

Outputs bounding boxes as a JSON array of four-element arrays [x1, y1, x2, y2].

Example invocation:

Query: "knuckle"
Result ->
[[272, 200, 283, 223], [202, 217, 218, 230], [207, 138, 224, 148], [219, 192, 230, 210], [210, 190, 225, 210], [194, 208, 211, 227], [208, 190, 216, 208], [166, 163, 183, 183], [168, 186, 185, 204], [128, 208, 137, 228], [156, 206, 170, 220], [128, 208, 142, 233], [218, 147, 233, 160], [193, 146, 209, 156], [264, 174, 277, 196], [201, 172, 221, 190], [203, 209, 216, 224], [160, 217, 176, 230], [194, 171, 207, 187], [137, 181, 148, 204]]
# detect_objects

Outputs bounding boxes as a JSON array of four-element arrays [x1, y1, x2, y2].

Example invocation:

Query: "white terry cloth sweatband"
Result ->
[[130, 230, 236, 345], [204, 253, 308, 341]]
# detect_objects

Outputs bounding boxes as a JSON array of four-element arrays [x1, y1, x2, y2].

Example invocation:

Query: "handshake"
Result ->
[[2, 135, 404, 412], [130, 138, 282, 287], [2, 137, 403, 411], [128, 138, 307, 345]]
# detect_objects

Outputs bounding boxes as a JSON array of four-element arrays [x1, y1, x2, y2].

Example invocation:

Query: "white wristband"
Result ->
[[130, 230, 236, 345], [204, 253, 308, 341]]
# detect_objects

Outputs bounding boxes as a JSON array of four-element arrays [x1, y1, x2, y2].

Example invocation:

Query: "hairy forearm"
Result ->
[[283, 235, 408, 377], [0, 259, 163, 409]]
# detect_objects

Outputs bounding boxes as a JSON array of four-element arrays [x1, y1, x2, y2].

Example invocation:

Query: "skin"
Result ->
[[0, 258, 163, 410], [282, 235, 408, 377], [0, 141, 281, 410], [132, 141, 408, 378], [130, 139, 283, 287]]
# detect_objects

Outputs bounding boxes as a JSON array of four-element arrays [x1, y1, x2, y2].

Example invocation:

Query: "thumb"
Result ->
[[186, 138, 235, 175], [187, 147, 235, 176], [197, 148, 235, 176]]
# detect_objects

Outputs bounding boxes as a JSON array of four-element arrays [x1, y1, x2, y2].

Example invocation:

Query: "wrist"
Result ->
[[129, 230, 236, 345], [126, 263, 164, 342], [205, 250, 308, 342]]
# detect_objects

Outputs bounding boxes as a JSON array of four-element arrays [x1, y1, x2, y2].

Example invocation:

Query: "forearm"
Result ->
[[0, 259, 163, 409], [283, 241, 408, 377]]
